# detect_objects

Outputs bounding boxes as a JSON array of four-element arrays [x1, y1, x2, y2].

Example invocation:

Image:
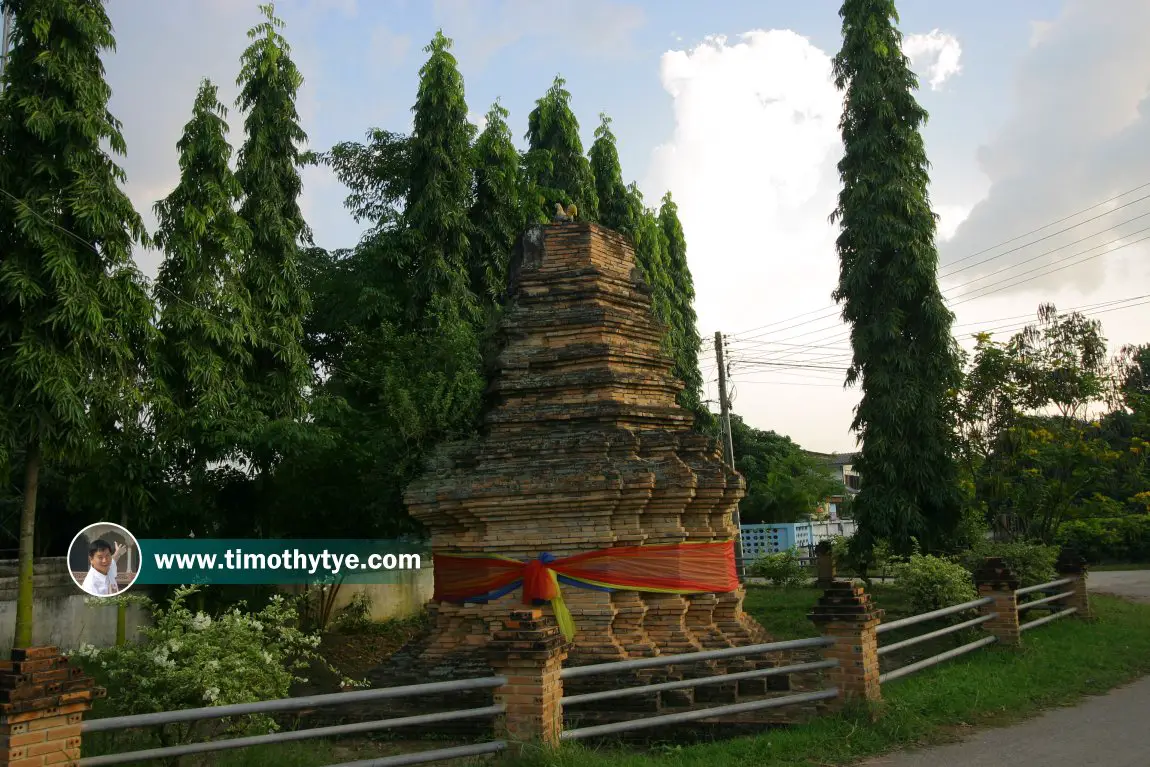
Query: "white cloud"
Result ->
[[644, 30, 852, 449], [935, 204, 973, 242], [902, 29, 963, 90], [468, 111, 489, 133], [939, 0, 1150, 302]]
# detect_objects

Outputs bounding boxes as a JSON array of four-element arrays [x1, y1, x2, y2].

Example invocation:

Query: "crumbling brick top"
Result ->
[[973, 557, 1021, 590], [808, 582, 885, 624]]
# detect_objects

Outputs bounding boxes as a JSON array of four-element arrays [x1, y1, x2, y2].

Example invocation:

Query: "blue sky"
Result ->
[[103, 0, 1150, 451]]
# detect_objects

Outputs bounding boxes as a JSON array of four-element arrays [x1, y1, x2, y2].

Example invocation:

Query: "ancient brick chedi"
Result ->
[[404, 221, 771, 665]]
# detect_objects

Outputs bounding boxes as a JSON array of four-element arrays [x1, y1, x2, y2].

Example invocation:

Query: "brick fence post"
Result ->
[[0, 647, 103, 767], [973, 557, 1021, 645], [814, 540, 836, 589], [808, 582, 883, 709], [486, 609, 571, 755], [1055, 547, 1093, 620]]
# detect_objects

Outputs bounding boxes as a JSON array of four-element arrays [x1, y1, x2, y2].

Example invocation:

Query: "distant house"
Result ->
[[804, 451, 861, 520]]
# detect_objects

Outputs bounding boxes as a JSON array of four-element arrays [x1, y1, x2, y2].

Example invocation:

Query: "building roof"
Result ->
[[804, 450, 859, 466]]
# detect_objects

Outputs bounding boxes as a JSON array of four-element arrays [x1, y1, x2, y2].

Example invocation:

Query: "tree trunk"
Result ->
[[13, 438, 41, 650]]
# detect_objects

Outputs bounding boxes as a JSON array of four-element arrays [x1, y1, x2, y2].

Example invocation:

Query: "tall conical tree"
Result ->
[[588, 113, 632, 233], [0, 0, 155, 647], [405, 29, 477, 324], [470, 99, 522, 302], [153, 79, 253, 471], [234, 2, 312, 427], [658, 192, 709, 427], [526, 75, 598, 221], [830, 0, 963, 556]]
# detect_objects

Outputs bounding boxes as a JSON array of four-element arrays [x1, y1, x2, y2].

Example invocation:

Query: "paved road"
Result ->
[[860, 570, 1150, 767], [1085, 569, 1150, 604], [861, 676, 1150, 767]]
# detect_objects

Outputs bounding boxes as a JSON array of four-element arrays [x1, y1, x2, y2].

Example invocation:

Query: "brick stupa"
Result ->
[[401, 223, 786, 705]]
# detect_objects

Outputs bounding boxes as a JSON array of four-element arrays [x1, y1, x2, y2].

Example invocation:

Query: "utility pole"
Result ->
[[714, 331, 745, 580]]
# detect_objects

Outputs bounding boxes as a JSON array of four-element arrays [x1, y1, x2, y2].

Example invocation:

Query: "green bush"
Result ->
[[1058, 517, 1150, 564], [960, 541, 1058, 587], [891, 553, 977, 614], [749, 548, 809, 587], [332, 591, 374, 633]]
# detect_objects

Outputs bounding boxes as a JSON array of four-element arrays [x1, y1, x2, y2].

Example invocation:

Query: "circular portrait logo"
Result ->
[[68, 522, 141, 597]]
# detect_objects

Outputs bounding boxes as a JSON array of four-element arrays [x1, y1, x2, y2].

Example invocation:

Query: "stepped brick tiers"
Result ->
[[373, 222, 824, 732]]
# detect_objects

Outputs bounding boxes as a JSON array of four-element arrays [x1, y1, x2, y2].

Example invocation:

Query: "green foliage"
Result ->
[[1058, 517, 1150, 564], [831, 0, 964, 556], [404, 30, 477, 325], [526, 75, 599, 221], [748, 548, 809, 588], [959, 541, 1058, 587], [891, 553, 976, 614], [323, 129, 411, 232], [331, 591, 374, 633], [0, 0, 156, 646], [470, 100, 523, 302], [235, 2, 313, 429], [72, 587, 356, 748], [732, 417, 848, 524], [1112, 343, 1150, 423], [1012, 304, 1108, 419], [152, 79, 254, 470], [588, 114, 633, 233], [658, 193, 709, 428]]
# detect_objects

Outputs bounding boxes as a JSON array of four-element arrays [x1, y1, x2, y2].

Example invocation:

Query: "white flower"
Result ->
[[203, 686, 220, 703], [261, 651, 273, 664], [205, 659, 220, 671], [168, 640, 182, 653], [191, 613, 212, 630]]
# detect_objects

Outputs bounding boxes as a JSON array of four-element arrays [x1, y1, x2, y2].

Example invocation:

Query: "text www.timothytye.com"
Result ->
[[152, 549, 422, 576]]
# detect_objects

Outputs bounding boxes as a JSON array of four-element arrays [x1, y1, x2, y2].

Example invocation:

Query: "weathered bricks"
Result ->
[[488, 611, 571, 752], [0, 648, 100, 767], [809, 582, 883, 707], [974, 558, 1021, 645], [1056, 547, 1093, 620]]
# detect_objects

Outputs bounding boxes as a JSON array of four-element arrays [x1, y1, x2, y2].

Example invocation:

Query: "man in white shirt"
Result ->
[[81, 539, 126, 596]]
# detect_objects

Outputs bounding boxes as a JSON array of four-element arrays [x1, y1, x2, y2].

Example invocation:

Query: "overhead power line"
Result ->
[[751, 232, 1150, 368], [726, 295, 1150, 378], [725, 180, 1150, 342]]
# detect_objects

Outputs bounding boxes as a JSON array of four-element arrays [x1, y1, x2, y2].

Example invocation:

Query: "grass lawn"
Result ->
[[510, 593, 1150, 766], [79, 588, 1150, 766]]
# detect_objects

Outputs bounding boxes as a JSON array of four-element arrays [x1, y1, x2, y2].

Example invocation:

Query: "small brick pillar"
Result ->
[[1055, 547, 1093, 620], [973, 557, 1021, 645], [0, 647, 103, 767], [486, 609, 571, 754], [808, 582, 883, 707], [815, 540, 836, 589]]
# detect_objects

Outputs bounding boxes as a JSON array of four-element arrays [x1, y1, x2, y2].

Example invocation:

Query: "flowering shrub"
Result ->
[[72, 586, 361, 750]]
